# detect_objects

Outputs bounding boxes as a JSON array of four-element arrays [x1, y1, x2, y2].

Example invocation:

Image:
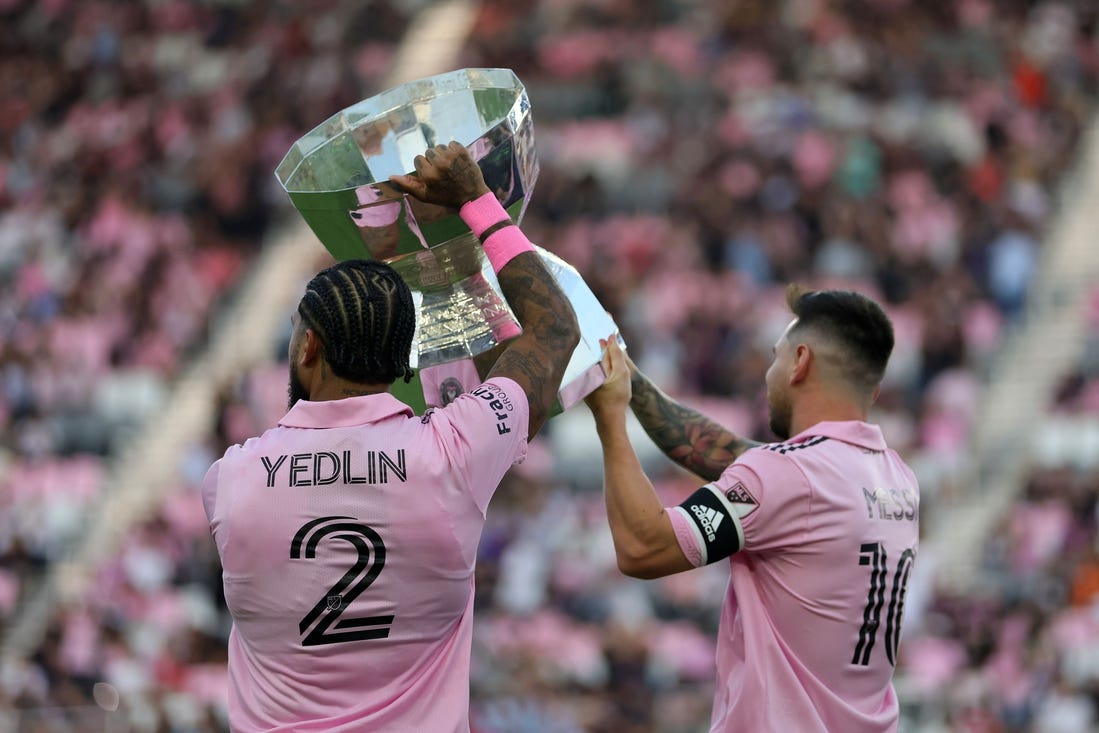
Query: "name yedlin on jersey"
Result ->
[[260, 449, 408, 487]]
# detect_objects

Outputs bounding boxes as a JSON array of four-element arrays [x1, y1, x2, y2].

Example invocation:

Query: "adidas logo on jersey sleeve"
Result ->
[[677, 483, 746, 565], [690, 504, 723, 542]]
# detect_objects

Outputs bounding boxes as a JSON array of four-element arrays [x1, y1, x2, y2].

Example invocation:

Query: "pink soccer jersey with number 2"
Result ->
[[668, 421, 919, 733], [202, 379, 528, 732]]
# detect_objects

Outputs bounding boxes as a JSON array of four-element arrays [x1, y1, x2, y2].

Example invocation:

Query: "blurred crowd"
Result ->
[[0, 0, 414, 729], [894, 284, 1099, 733], [2, 0, 1099, 731]]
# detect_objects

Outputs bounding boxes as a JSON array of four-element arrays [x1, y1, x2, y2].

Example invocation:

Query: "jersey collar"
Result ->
[[278, 393, 415, 429], [791, 420, 888, 452]]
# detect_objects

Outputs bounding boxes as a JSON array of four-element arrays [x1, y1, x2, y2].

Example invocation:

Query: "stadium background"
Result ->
[[2, 0, 1099, 730]]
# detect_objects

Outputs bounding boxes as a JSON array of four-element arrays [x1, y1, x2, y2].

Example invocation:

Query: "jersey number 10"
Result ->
[[851, 542, 915, 667]]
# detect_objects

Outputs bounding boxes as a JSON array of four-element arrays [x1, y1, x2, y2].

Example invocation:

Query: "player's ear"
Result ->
[[300, 329, 323, 367], [790, 343, 812, 384]]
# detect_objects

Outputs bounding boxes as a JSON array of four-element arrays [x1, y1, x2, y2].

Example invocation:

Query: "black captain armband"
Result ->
[[674, 484, 747, 565]]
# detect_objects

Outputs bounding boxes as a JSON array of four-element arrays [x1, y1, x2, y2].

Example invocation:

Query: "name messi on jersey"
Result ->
[[261, 449, 407, 487], [862, 485, 917, 522]]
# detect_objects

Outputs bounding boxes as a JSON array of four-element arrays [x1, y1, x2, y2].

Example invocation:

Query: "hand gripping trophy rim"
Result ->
[[275, 68, 621, 415]]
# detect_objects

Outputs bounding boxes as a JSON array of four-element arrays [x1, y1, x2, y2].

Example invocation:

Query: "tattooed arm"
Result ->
[[391, 143, 580, 440], [472, 342, 507, 381], [626, 355, 760, 481], [486, 253, 579, 439]]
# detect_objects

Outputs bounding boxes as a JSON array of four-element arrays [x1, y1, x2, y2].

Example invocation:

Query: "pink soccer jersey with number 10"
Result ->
[[202, 378, 528, 733], [668, 420, 919, 733]]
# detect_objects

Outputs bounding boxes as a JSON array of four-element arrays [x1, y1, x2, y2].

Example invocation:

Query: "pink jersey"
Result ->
[[668, 421, 919, 732], [202, 378, 528, 732]]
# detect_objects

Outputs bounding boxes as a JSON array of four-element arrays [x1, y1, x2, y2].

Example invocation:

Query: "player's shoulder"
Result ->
[[723, 439, 813, 482], [214, 428, 279, 465], [728, 436, 834, 483], [756, 435, 832, 456], [425, 379, 528, 463], [468, 377, 525, 407], [886, 446, 921, 489], [430, 378, 526, 424], [202, 439, 248, 493]]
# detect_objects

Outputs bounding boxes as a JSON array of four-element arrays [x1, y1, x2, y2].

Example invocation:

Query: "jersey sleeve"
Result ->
[[435, 377, 529, 512], [669, 447, 810, 565]]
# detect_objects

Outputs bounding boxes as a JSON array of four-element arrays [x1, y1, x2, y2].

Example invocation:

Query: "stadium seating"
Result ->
[[2, 1, 1097, 730]]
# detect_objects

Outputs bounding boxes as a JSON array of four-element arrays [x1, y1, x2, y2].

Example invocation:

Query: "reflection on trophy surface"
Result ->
[[275, 68, 619, 413]]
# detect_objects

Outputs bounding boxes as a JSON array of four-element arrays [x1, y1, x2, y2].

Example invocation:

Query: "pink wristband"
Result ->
[[459, 191, 509, 239], [481, 225, 536, 273], [459, 192, 535, 273]]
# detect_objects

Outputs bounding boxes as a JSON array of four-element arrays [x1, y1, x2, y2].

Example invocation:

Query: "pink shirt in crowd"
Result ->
[[668, 421, 919, 733], [202, 378, 528, 732]]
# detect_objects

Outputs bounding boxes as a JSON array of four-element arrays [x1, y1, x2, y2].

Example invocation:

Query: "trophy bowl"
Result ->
[[276, 68, 619, 414]]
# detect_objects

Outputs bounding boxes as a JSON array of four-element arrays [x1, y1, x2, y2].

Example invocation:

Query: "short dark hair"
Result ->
[[298, 260, 415, 384], [785, 284, 894, 390]]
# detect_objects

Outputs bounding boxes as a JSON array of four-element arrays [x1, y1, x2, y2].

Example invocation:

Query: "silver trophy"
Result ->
[[275, 68, 619, 414]]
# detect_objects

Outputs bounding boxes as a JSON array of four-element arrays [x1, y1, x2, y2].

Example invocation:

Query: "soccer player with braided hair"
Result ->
[[202, 142, 579, 732]]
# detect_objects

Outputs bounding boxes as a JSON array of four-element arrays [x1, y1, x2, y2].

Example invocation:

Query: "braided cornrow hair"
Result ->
[[297, 259, 416, 384]]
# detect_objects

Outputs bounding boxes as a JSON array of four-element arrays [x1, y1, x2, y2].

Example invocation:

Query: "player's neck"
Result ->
[[309, 377, 391, 402], [790, 390, 868, 436]]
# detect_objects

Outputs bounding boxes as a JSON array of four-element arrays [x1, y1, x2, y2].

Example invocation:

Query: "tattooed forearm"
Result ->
[[628, 369, 759, 481], [491, 349, 551, 434], [473, 342, 508, 381], [488, 251, 580, 439]]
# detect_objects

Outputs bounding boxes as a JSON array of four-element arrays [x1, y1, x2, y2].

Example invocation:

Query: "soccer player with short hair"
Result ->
[[585, 286, 918, 732], [202, 142, 580, 732]]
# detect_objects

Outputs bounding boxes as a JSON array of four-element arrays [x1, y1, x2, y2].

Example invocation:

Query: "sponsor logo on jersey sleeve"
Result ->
[[471, 384, 515, 435]]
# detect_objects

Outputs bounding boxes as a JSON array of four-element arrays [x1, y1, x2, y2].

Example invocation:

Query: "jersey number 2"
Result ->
[[290, 516, 393, 646], [851, 542, 915, 666]]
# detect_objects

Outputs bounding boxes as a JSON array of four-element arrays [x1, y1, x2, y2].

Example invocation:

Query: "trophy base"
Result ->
[[392, 246, 622, 417]]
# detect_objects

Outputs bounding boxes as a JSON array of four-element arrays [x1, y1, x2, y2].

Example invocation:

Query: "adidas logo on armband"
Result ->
[[690, 504, 723, 542]]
